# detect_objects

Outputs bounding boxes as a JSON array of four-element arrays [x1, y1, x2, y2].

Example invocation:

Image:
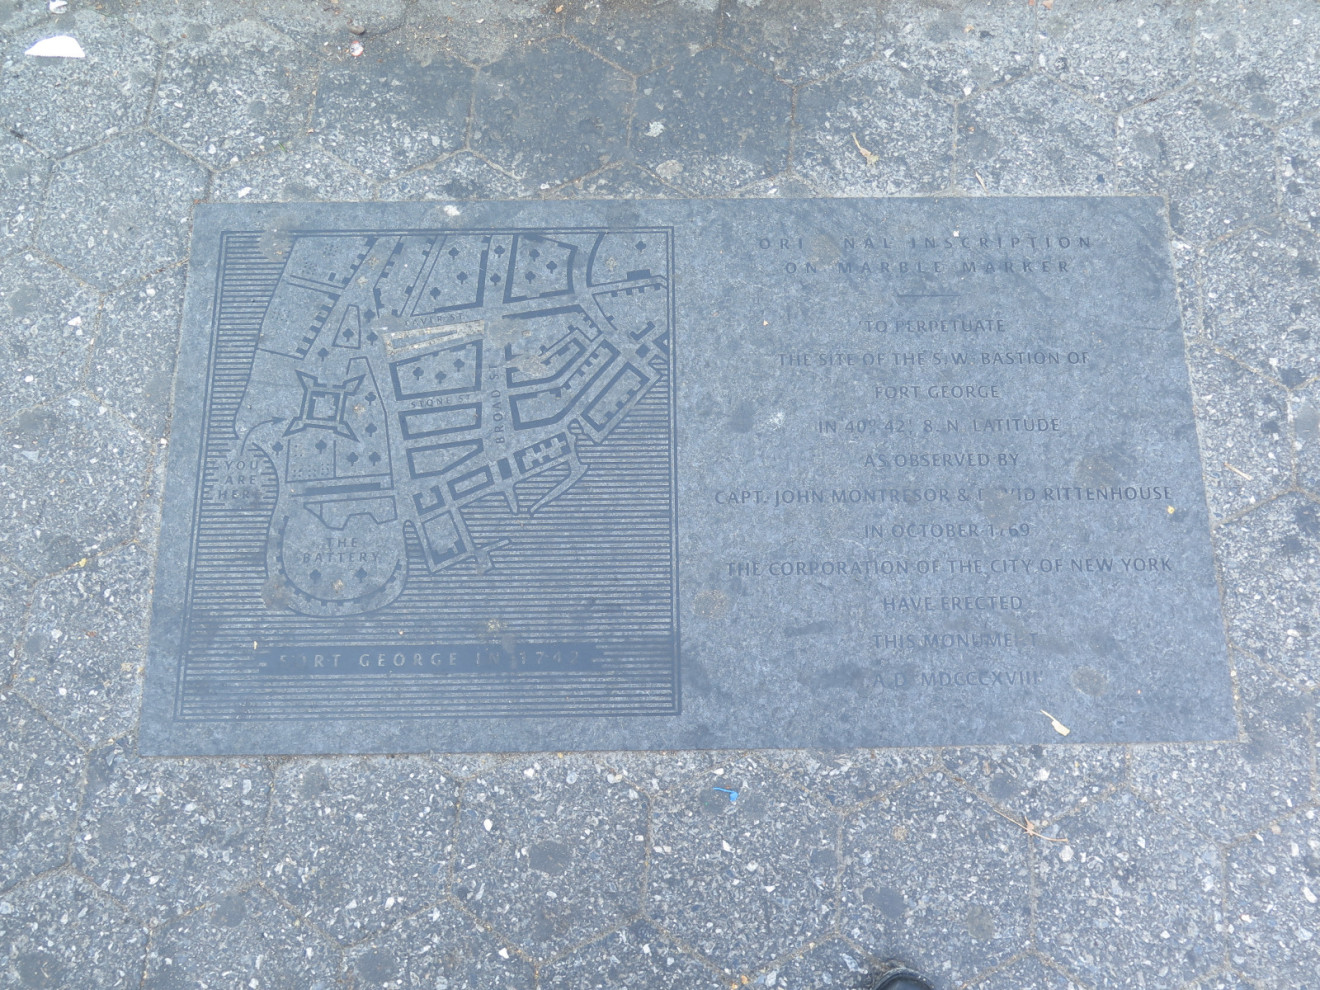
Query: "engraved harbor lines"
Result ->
[[177, 227, 679, 721]]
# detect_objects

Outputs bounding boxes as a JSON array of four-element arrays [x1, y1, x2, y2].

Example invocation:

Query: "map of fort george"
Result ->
[[142, 199, 1234, 754]]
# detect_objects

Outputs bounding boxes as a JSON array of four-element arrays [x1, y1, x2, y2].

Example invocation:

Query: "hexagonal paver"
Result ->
[[124, 0, 248, 47], [877, 0, 1036, 100], [747, 937, 886, 989], [793, 61, 953, 196], [0, 252, 98, 424], [554, 161, 678, 197], [966, 954, 1088, 989], [758, 748, 937, 811], [1279, 116, 1320, 233], [1131, 655, 1313, 841], [17, 544, 150, 747], [1227, 808, 1320, 988], [1218, 495, 1320, 686], [38, 134, 207, 291], [539, 919, 723, 989], [1200, 228, 1320, 383], [74, 740, 271, 925], [151, 19, 318, 168], [143, 887, 344, 988], [0, 397, 150, 575], [841, 774, 1030, 986], [1, 9, 158, 156], [87, 266, 185, 440], [1297, 380, 1320, 494], [211, 140, 376, 203], [1187, 341, 1293, 521], [733, 174, 819, 198], [723, 0, 881, 83], [0, 873, 147, 988], [264, 757, 457, 945], [314, 44, 473, 180], [473, 38, 632, 187], [381, 151, 532, 201], [1116, 90, 1276, 243], [0, 692, 82, 894], [0, 133, 48, 255], [421, 4, 566, 66], [1039, 0, 1194, 110], [568, 0, 717, 75], [1194, 0, 1320, 122], [455, 757, 646, 960], [957, 75, 1116, 194], [598, 750, 738, 800], [1036, 790, 1224, 989], [942, 744, 1126, 825], [633, 48, 791, 196], [648, 758, 837, 975], [346, 899, 530, 989]]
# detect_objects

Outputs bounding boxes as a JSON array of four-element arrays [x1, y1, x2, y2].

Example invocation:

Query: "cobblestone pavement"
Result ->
[[2, 0, 1319, 987]]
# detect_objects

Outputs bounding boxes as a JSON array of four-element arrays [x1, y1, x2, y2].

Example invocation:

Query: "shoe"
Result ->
[[871, 968, 936, 990]]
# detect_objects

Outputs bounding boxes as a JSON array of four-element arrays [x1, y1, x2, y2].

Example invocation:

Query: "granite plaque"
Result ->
[[141, 198, 1234, 754]]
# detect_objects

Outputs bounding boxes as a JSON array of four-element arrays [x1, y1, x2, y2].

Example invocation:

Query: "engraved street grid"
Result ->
[[0, 0, 1318, 988]]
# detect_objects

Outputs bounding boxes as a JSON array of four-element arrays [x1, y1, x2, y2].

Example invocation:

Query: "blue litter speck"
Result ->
[[712, 786, 739, 803]]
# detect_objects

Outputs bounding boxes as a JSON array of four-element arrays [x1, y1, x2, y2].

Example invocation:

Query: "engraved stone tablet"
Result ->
[[141, 198, 1234, 754]]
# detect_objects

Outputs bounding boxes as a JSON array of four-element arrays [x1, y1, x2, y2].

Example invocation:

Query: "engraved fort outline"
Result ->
[[173, 225, 679, 719]]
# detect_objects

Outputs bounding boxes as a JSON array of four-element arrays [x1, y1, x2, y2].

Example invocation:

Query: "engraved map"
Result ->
[[176, 227, 678, 722]]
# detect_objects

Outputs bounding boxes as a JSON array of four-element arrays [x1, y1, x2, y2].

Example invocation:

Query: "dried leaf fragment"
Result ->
[[851, 132, 879, 167], [1040, 709, 1070, 736]]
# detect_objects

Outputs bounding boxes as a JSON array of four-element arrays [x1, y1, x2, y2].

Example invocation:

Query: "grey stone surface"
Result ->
[[841, 774, 1030, 986], [150, 19, 318, 168], [1217, 494, 1320, 687], [942, 743, 1126, 825], [538, 919, 723, 989], [0, 872, 147, 990], [1186, 342, 1293, 522], [455, 758, 646, 959], [1036, 789, 1224, 990], [143, 887, 344, 990], [1296, 381, 1320, 495], [0, 252, 98, 424], [793, 61, 953, 196], [1200, 227, 1320, 384], [1, 9, 158, 157], [74, 740, 270, 925], [345, 900, 531, 989], [1193, 0, 1320, 123], [1130, 655, 1314, 841], [877, 0, 1036, 100], [746, 937, 883, 989], [1039, 0, 1194, 111], [722, 0, 881, 83], [567, 0, 717, 76], [1279, 115, 1320, 234], [211, 140, 377, 204], [88, 267, 186, 440], [314, 44, 473, 180], [649, 758, 837, 974], [472, 38, 631, 186], [1227, 808, 1320, 989], [633, 48, 791, 194], [38, 135, 208, 291], [0, 396, 150, 575], [264, 758, 457, 945], [957, 74, 1116, 194], [0, 134, 47, 256], [965, 954, 1087, 990], [758, 748, 938, 810], [379, 150, 531, 200], [1117, 89, 1277, 243], [0, 692, 82, 895], [17, 543, 151, 747], [3, 1, 1319, 986]]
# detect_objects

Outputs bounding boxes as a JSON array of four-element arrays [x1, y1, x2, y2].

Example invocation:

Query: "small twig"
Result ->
[[973, 170, 988, 192], [851, 132, 879, 166], [991, 805, 1069, 843], [1223, 461, 1254, 481]]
